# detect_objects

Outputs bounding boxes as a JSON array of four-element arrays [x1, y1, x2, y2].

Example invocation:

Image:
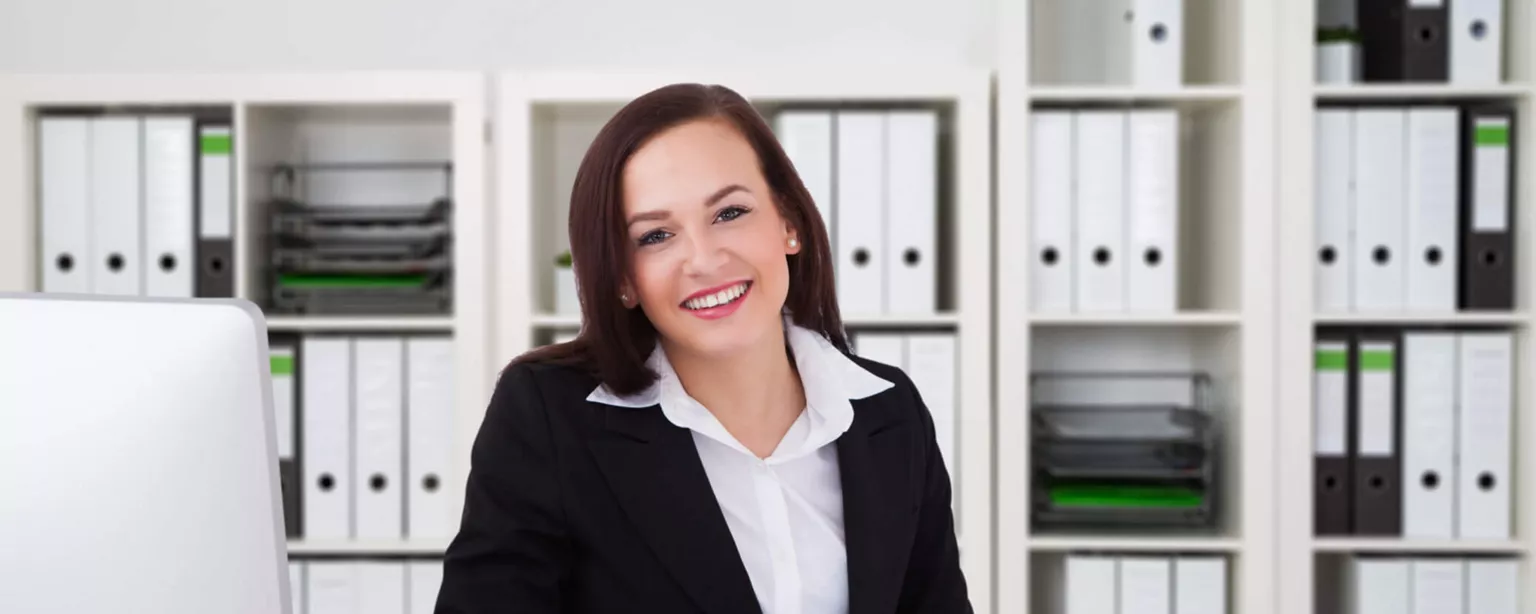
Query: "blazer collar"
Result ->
[[581, 320, 916, 614]]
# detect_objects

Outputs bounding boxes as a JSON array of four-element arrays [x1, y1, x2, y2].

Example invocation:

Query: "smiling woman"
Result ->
[[435, 83, 971, 614]]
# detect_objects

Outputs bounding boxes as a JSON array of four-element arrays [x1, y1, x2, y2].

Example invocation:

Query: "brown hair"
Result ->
[[510, 83, 845, 396]]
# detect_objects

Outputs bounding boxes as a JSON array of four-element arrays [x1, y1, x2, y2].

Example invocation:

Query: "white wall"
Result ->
[[0, 0, 996, 71]]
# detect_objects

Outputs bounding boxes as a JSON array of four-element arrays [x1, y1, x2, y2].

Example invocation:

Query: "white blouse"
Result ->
[[586, 321, 894, 614]]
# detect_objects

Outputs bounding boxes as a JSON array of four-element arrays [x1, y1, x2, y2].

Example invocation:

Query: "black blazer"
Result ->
[[434, 354, 972, 614]]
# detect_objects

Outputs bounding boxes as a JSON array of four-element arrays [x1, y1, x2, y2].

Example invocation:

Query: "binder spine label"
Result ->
[[1357, 344, 1396, 456], [1472, 118, 1510, 231]]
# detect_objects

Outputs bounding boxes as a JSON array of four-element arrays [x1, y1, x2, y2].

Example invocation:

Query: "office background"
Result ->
[[0, 1, 1532, 614]]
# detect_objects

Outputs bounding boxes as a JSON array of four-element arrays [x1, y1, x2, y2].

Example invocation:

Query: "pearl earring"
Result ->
[[789, 238, 798, 248], [620, 293, 628, 303]]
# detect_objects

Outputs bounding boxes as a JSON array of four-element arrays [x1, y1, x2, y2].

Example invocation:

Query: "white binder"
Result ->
[[1411, 559, 1465, 614], [1125, 109, 1179, 312], [884, 110, 938, 315], [1031, 111, 1075, 312], [852, 333, 905, 372], [1346, 559, 1409, 614], [1119, 556, 1172, 614], [905, 333, 957, 476], [1314, 109, 1354, 313], [1465, 559, 1518, 614], [1073, 111, 1127, 312], [271, 344, 297, 472], [1450, 0, 1503, 85], [835, 111, 886, 316], [407, 337, 456, 539], [775, 110, 836, 247], [141, 116, 196, 298], [357, 562, 406, 614], [1456, 332, 1512, 539], [354, 337, 405, 540], [409, 560, 444, 614], [1130, 0, 1184, 86], [289, 561, 306, 614], [303, 337, 353, 540], [1173, 557, 1225, 614], [1065, 555, 1117, 614], [89, 116, 144, 296], [307, 561, 357, 614], [1402, 333, 1457, 539], [1405, 108, 1460, 312], [1352, 109, 1407, 312], [39, 117, 92, 294]]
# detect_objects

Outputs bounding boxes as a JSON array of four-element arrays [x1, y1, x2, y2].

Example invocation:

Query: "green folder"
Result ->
[[1048, 484, 1205, 509]]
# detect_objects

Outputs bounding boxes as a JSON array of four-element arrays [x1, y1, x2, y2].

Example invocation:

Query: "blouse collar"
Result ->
[[585, 317, 894, 459]]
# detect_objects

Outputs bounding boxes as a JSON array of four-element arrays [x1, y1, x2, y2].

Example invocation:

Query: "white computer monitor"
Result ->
[[0, 293, 290, 614]]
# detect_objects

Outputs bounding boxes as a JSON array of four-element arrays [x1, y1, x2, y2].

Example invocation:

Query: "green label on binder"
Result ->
[[1359, 349, 1394, 371], [1315, 349, 1348, 371], [200, 133, 232, 155], [270, 355, 294, 375], [1476, 122, 1509, 146]]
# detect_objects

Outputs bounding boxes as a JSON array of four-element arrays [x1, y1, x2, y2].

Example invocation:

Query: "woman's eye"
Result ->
[[716, 205, 749, 223], [638, 230, 671, 246]]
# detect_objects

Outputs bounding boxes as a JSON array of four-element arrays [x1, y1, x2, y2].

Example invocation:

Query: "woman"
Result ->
[[435, 82, 970, 614]]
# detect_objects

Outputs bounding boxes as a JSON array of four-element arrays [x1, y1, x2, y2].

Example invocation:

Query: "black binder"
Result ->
[[194, 117, 235, 298], [1358, 0, 1450, 82], [1459, 105, 1517, 310], [1351, 331, 1403, 536], [1314, 331, 1353, 536]]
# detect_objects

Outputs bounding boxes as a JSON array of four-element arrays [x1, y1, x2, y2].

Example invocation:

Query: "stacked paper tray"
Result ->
[[267, 194, 453, 316], [1029, 372, 1219, 530]]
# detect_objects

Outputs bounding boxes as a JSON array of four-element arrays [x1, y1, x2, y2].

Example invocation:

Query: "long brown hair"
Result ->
[[511, 83, 845, 396]]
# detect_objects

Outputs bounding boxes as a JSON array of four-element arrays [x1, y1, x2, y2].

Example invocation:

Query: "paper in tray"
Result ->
[[1032, 405, 1209, 442]]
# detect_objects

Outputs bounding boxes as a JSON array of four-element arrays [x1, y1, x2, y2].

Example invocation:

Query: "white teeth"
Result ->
[[685, 282, 749, 310]]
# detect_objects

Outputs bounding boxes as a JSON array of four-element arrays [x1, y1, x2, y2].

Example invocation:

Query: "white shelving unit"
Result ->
[[1275, 1, 1536, 614], [493, 67, 995, 612], [0, 72, 491, 558], [996, 1, 1279, 613]]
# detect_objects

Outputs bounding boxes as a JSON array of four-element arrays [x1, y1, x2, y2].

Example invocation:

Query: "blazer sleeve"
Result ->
[[436, 364, 572, 613], [896, 375, 974, 614]]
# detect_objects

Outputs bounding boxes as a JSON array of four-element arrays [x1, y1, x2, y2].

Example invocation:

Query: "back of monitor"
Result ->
[[0, 293, 289, 614]]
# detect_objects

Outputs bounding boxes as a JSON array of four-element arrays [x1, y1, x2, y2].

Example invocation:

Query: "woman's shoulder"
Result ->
[[494, 359, 604, 407]]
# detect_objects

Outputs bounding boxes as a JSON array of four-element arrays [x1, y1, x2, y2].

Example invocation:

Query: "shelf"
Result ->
[[1313, 312, 1529, 326], [1030, 535, 1241, 553], [1029, 86, 1243, 106], [530, 312, 963, 329], [1030, 311, 1242, 327], [1313, 83, 1530, 101], [285, 540, 449, 556], [1313, 538, 1527, 555], [263, 316, 455, 333]]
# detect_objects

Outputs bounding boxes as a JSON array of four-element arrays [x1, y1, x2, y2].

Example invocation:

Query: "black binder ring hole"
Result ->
[[1143, 247, 1162, 266], [1041, 247, 1060, 266], [903, 247, 921, 266], [1372, 246, 1391, 265], [1093, 247, 1112, 266], [1481, 249, 1501, 266], [1369, 474, 1385, 490], [852, 248, 870, 267], [1149, 23, 1168, 42], [107, 253, 125, 272], [1422, 471, 1440, 490], [1479, 472, 1497, 490], [1323, 475, 1340, 490], [56, 253, 74, 272], [1417, 26, 1438, 43], [424, 474, 441, 492], [159, 254, 177, 272], [207, 255, 227, 274], [1471, 20, 1487, 39], [318, 473, 335, 492], [370, 474, 387, 492], [1319, 246, 1337, 265], [1425, 247, 1442, 265]]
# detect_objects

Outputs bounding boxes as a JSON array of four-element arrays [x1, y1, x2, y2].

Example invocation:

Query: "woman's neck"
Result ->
[[663, 325, 807, 457]]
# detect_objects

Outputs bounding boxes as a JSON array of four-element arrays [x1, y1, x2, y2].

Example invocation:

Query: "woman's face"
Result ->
[[620, 117, 801, 360]]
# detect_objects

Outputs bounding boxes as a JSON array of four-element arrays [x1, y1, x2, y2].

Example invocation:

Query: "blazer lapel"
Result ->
[[839, 396, 920, 614], [586, 403, 762, 614]]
